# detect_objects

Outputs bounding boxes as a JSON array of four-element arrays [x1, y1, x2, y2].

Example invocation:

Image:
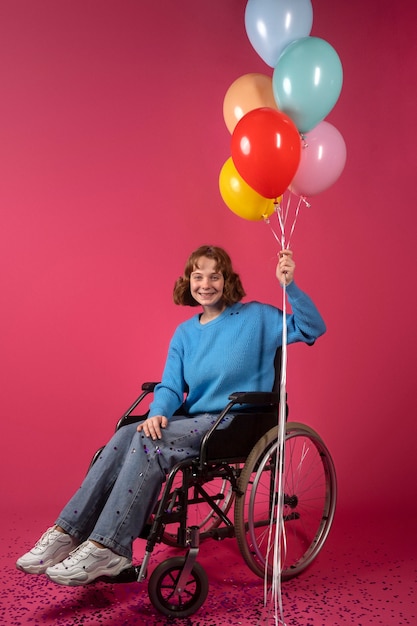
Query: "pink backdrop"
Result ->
[[1, 0, 416, 537]]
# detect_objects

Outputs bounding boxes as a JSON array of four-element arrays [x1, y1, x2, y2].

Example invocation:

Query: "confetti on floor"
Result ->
[[1, 509, 415, 626]]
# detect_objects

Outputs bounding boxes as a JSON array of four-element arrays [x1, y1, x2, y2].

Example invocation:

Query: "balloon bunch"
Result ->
[[219, 0, 346, 233]]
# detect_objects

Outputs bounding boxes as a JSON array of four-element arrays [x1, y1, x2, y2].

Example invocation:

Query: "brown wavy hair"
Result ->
[[173, 245, 246, 307]]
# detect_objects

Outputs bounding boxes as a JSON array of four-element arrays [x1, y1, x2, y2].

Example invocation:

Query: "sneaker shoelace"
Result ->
[[35, 529, 60, 550], [64, 542, 96, 566]]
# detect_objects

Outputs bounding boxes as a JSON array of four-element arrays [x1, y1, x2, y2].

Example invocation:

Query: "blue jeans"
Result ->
[[56, 413, 231, 560]]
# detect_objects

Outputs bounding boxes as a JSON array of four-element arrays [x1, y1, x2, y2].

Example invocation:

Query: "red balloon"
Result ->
[[231, 107, 301, 199]]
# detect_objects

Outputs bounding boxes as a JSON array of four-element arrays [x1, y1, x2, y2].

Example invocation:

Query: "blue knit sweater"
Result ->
[[149, 281, 326, 419]]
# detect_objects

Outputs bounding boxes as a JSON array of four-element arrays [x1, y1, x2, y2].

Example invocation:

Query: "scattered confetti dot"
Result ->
[[4, 512, 415, 625]]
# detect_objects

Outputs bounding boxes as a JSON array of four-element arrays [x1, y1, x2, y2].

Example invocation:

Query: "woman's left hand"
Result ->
[[137, 415, 168, 440], [276, 250, 295, 286]]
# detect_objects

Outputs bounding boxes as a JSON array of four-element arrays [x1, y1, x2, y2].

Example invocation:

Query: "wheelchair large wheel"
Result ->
[[234, 422, 337, 581], [159, 471, 236, 547], [148, 556, 208, 618]]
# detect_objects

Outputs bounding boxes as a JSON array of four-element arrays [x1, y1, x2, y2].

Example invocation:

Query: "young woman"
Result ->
[[16, 245, 326, 586]]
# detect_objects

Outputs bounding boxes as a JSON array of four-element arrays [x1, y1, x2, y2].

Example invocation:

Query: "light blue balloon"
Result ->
[[272, 37, 343, 133], [245, 0, 313, 68]]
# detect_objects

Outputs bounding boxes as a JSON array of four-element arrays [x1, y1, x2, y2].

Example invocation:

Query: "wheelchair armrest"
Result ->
[[141, 381, 159, 392], [228, 391, 279, 405], [115, 382, 160, 430]]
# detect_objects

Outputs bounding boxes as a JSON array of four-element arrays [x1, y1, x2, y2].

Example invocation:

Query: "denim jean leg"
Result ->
[[55, 423, 140, 542], [89, 413, 219, 559]]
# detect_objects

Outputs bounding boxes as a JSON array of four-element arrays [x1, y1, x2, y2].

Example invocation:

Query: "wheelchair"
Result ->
[[93, 352, 337, 618]]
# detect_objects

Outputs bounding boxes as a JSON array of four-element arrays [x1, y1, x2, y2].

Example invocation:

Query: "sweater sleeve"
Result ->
[[148, 329, 187, 419], [285, 281, 326, 345]]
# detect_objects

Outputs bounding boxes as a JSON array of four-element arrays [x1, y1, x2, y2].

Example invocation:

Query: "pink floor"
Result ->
[[1, 508, 415, 626]]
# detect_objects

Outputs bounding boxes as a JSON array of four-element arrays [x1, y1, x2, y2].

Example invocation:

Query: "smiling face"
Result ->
[[190, 256, 225, 315]]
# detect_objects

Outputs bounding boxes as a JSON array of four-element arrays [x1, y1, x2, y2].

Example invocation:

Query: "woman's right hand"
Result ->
[[276, 249, 295, 286], [137, 415, 168, 440]]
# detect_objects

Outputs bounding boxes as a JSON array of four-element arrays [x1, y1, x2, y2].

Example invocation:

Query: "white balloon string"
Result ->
[[268, 219, 282, 247], [286, 196, 303, 250], [261, 265, 288, 626], [277, 204, 286, 245], [266, 193, 310, 251], [261, 192, 308, 624], [283, 191, 291, 227], [274, 283, 288, 626]]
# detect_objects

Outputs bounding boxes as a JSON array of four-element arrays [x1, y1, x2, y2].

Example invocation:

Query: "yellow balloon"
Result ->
[[219, 157, 276, 221]]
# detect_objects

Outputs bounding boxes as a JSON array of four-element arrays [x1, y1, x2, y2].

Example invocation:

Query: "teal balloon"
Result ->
[[273, 37, 343, 133]]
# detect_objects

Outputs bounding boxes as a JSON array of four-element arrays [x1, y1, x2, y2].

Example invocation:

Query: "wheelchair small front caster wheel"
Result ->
[[148, 556, 209, 618]]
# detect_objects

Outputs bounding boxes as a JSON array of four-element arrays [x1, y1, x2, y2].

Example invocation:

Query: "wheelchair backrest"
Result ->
[[200, 347, 283, 464]]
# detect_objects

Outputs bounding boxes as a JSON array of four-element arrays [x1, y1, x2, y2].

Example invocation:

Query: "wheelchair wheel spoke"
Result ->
[[148, 557, 209, 618], [234, 423, 337, 580]]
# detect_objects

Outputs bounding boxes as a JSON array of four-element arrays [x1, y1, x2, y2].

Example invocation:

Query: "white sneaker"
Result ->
[[45, 540, 132, 586], [16, 527, 78, 574]]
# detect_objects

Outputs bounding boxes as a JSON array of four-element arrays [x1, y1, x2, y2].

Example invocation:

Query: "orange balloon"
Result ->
[[223, 73, 278, 134], [219, 157, 276, 221]]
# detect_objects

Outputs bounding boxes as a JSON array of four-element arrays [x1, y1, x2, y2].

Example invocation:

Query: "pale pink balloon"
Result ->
[[290, 121, 347, 196], [223, 73, 278, 134]]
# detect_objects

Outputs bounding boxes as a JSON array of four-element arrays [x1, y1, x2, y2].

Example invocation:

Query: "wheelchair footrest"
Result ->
[[99, 565, 143, 584]]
